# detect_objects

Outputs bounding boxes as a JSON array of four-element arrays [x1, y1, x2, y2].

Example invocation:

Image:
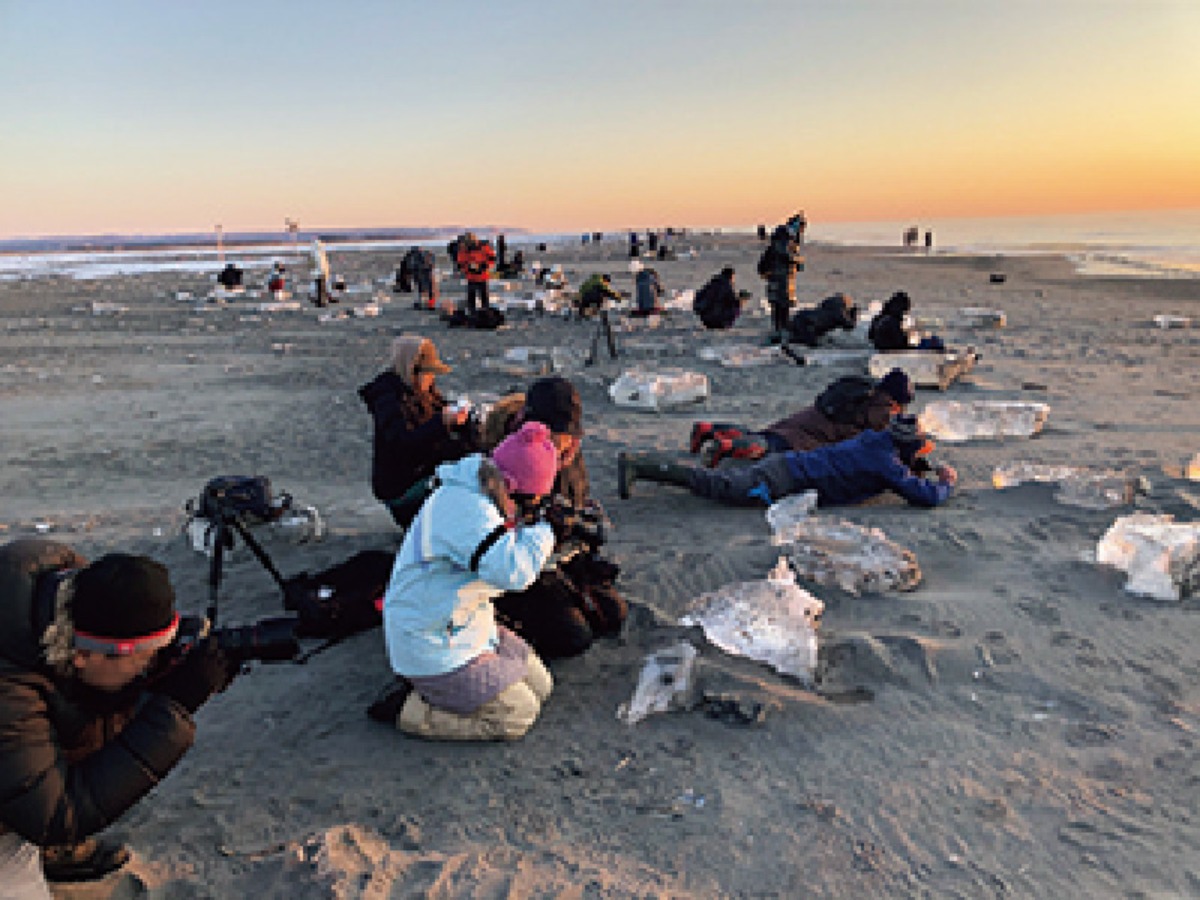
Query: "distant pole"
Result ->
[[216, 224, 224, 264], [285, 218, 299, 247]]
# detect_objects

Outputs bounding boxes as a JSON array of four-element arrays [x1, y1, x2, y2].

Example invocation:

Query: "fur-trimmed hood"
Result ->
[[0, 539, 87, 677]]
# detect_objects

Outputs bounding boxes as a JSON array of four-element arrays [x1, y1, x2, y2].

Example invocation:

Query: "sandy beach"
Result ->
[[3, 233, 1200, 898]]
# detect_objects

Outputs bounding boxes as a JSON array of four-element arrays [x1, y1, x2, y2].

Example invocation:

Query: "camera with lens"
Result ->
[[172, 614, 301, 665], [540, 496, 608, 552]]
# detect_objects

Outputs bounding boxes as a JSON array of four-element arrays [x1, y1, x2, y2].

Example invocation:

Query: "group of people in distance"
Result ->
[[1, 218, 966, 893]]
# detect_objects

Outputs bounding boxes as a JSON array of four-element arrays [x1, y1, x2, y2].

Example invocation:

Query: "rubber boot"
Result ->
[[42, 838, 131, 884], [617, 452, 694, 499]]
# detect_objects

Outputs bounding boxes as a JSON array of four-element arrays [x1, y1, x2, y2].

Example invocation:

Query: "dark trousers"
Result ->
[[466, 281, 490, 312]]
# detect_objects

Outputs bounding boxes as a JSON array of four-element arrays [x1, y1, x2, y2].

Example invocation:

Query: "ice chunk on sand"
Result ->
[[920, 400, 1049, 442], [775, 516, 921, 594], [679, 557, 823, 687], [617, 642, 698, 724], [992, 462, 1136, 509], [1096, 513, 1200, 602], [608, 367, 709, 411]]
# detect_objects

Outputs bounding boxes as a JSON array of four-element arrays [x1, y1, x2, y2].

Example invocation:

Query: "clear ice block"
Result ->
[[992, 461, 1135, 509], [920, 400, 1050, 442], [679, 558, 823, 687], [617, 641, 698, 724], [1096, 513, 1200, 601], [773, 516, 921, 594], [608, 367, 709, 411]]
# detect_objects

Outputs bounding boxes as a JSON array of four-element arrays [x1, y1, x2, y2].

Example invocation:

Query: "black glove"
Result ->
[[152, 639, 239, 714]]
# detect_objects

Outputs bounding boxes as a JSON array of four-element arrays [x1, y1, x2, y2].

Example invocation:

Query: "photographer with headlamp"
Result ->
[[0, 540, 240, 894]]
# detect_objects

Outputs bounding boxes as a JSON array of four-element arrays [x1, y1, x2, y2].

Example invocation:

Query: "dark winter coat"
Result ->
[[869, 294, 913, 351], [0, 539, 195, 846], [785, 429, 951, 507], [634, 270, 664, 313], [693, 272, 740, 329], [358, 371, 479, 503], [764, 391, 895, 451], [787, 294, 859, 346]]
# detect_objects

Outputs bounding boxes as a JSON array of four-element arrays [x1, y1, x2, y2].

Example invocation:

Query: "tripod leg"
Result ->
[[602, 310, 618, 359]]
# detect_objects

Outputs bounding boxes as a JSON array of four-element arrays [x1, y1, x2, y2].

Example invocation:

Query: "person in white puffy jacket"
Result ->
[[373, 422, 561, 741]]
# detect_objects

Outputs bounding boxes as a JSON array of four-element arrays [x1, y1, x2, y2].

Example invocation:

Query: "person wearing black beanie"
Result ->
[[0, 540, 240, 891]]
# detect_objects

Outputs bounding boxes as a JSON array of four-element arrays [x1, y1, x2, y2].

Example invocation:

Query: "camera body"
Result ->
[[542, 497, 608, 552], [174, 614, 300, 665]]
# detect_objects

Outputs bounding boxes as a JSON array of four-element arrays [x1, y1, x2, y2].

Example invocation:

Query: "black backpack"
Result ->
[[283, 550, 396, 640], [814, 375, 876, 425]]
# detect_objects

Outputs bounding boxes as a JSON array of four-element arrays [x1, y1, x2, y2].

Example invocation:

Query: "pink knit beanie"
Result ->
[[491, 422, 559, 497]]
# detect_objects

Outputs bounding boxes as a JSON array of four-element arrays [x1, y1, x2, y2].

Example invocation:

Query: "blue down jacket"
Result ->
[[383, 455, 555, 678], [786, 429, 953, 507]]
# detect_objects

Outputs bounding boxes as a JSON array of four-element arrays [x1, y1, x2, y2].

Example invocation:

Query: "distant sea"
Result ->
[[0, 208, 1196, 282], [809, 208, 1200, 279]]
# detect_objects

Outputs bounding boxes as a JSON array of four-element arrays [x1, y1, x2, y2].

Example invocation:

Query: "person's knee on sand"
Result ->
[[397, 678, 547, 741]]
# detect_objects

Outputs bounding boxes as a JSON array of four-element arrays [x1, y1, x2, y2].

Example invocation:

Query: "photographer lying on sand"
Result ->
[[618, 414, 957, 509]]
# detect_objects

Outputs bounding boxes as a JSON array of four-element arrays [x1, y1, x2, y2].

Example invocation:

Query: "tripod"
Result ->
[[584, 308, 619, 366]]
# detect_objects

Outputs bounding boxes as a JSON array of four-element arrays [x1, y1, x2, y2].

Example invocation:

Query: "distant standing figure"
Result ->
[[456, 234, 496, 313], [629, 231, 641, 258], [310, 239, 332, 307], [633, 267, 665, 316], [924, 230, 933, 250], [407, 247, 439, 309], [761, 215, 805, 337]]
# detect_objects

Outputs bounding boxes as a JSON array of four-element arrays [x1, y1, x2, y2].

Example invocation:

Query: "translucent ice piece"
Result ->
[[992, 461, 1135, 509], [868, 349, 977, 390], [765, 492, 820, 542], [1096, 513, 1200, 601], [776, 517, 921, 594], [1188, 453, 1200, 481], [608, 367, 709, 411], [696, 344, 780, 367], [920, 400, 1050, 442], [680, 558, 823, 687], [797, 348, 874, 366], [617, 642, 698, 724]]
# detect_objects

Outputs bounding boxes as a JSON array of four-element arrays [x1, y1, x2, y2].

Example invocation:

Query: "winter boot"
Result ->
[[688, 421, 740, 454], [42, 838, 131, 884], [617, 452, 695, 500]]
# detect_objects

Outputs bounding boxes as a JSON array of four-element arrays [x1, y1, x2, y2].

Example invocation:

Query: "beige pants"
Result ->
[[397, 655, 553, 741]]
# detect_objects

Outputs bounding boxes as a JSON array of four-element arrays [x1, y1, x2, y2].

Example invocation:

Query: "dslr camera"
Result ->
[[540, 497, 608, 552], [172, 614, 300, 665]]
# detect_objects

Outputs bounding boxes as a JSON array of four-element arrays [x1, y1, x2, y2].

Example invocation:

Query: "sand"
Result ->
[[3, 233, 1200, 898]]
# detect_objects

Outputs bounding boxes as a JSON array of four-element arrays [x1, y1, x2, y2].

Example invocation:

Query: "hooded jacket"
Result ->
[[456, 241, 496, 283], [358, 371, 477, 503], [785, 429, 952, 507], [869, 294, 913, 351], [764, 391, 895, 452], [384, 455, 555, 678], [0, 540, 195, 846]]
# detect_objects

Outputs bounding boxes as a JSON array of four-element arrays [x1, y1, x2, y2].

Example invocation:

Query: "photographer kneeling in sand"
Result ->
[[619, 414, 957, 509], [370, 423, 567, 741], [0, 541, 240, 894]]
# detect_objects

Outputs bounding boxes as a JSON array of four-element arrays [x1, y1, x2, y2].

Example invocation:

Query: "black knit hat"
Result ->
[[888, 414, 933, 464], [71, 554, 179, 655], [876, 368, 915, 406], [524, 377, 584, 438]]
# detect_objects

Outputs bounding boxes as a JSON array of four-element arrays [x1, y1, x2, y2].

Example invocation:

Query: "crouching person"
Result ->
[[375, 422, 561, 741], [0, 540, 239, 895]]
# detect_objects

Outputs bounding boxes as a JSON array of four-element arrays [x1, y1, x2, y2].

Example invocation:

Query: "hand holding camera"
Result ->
[[152, 637, 241, 714]]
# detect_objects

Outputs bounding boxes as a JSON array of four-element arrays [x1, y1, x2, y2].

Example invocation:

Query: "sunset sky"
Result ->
[[2, 0, 1198, 239]]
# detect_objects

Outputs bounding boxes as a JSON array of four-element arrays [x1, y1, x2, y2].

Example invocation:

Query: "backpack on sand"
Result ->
[[814, 375, 876, 426]]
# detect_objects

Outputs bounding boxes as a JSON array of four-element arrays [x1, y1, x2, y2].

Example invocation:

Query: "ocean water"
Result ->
[[810, 208, 1200, 280], [0, 209, 1196, 282]]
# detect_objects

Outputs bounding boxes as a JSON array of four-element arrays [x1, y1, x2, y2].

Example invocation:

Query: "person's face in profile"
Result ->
[[551, 432, 580, 468], [73, 647, 158, 692]]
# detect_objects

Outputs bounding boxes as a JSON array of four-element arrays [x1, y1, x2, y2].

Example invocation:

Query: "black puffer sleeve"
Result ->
[[0, 678, 194, 845]]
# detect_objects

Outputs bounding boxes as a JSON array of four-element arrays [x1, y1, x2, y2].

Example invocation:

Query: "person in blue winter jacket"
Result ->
[[370, 422, 568, 742], [617, 414, 957, 508]]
